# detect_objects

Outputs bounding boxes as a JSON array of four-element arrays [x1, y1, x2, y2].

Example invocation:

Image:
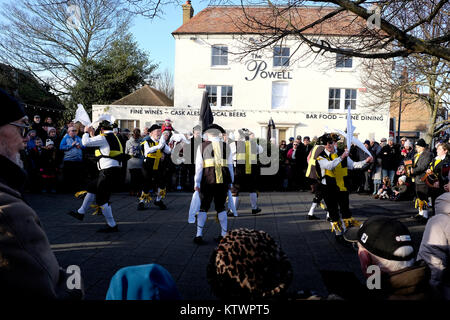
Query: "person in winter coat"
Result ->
[[0, 88, 83, 299], [379, 137, 401, 185], [418, 190, 450, 299], [125, 128, 144, 196]]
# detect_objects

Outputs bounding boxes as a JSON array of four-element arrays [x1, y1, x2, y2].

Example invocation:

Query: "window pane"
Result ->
[[335, 89, 340, 98], [329, 89, 335, 99], [345, 89, 351, 99], [282, 47, 290, 56], [352, 89, 357, 99], [345, 58, 353, 68]]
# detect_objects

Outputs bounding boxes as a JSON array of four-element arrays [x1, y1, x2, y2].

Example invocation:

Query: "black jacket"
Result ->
[[379, 144, 401, 170]]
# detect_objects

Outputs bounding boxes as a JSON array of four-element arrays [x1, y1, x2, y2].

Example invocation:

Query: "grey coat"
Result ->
[[0, 155, 83, 299], [418, 191, 450, 299]]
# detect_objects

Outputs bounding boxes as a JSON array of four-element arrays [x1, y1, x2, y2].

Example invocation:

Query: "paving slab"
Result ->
[[26, 190, 425, 300]]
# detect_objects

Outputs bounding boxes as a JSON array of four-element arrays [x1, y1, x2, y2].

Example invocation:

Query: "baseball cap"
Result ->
[[344, 216, 414, 261], [289, 137, 294, 141], [380, 138, 387, 142]]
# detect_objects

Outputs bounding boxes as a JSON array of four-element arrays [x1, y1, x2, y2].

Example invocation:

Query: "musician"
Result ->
[[409, 139, 433, 223], [425, 142, 450, 216]]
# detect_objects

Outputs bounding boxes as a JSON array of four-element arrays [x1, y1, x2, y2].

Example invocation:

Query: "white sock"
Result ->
[[156, 188, 162, 202], [422, 210, 428, 219], [250, 193, 258, 210], [218, 211, 227, 237], [101, 203, 116, 228], [78, 192, 95, 214], [419, 210, 423, 216], [196, 211, 207, 237], [233, 196, 239, 210], [326, 211, 329, 220], [308, 202, 317, 216]]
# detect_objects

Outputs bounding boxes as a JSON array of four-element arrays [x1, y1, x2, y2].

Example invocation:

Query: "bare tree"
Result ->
[[359, 4, 449, 144], [207, 0, 450, 61], [0, 0, 132, 94], [154, 68, 174, 100]]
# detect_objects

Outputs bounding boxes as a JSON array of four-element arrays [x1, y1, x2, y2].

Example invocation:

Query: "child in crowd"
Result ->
[[390, 175, 410, 201], [39, 139, 59, 193], [374, 176, 392, 199]]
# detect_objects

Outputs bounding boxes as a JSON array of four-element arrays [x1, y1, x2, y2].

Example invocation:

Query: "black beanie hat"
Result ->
[[0, 88, 26, 127]]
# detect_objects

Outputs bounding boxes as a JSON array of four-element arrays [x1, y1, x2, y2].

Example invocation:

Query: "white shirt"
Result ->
[[82, 131, 121, 170], [143, 135, 171, 156], [194, 137, 234, 188], [229, 139, 263, 166], [317, 149, 368, 185]]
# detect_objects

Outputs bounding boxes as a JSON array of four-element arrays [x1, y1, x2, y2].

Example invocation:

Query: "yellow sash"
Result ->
[[212, 141, 223, 183], [145, 141, 162, 170], [245, 141, 251, 174]]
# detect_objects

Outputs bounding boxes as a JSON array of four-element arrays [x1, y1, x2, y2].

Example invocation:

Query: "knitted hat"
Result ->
[[207, 228, 293, 300], [106, 264, 181, 300], [398, 175, 407, 183], [0, 88, 27, 127]]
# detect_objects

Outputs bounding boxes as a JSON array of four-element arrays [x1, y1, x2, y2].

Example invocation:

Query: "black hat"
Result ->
[[344, 216, 414, 261], [415, 138, 427, 148], [149, 124, 161, 133], [98, 120, 113, 130], [203, 123, 225, 135], [330, 133, 340, 142], [0, 88, 27, 127], [364, 140, 370, 145], [317, 133, 333, 145]]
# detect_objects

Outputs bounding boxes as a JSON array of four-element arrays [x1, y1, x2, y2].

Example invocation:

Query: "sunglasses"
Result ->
[[9, 122, 31, 137]]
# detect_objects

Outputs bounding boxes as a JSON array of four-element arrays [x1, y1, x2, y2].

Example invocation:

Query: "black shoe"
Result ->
[[326, 214, 331, 222], [154, 200, 167, 210], [418, 216, 428, 225], [67, 210, 84, 221], [137, 202, 146, 211], [227, 210, 234, 217], [214, 236, 223, 243], [193, 236, 204, 245], [97, 225, 119, 233], [307, 214, 320, 220], [411, 214, 422, 221], [335, 235, 351, 247], [252, 208, 262, 215]]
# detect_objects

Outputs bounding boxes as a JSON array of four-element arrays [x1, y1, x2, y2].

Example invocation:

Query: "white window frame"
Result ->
[[211, 45, 228, 66], [271, 82, 289, 109], [335, 52, 353, 69], [273, 46, 290, 67], [328, 88, 357, 111], [206, 85, 233, 108]]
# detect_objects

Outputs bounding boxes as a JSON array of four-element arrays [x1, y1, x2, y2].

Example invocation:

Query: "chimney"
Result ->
[[182, 1, 194, 24]]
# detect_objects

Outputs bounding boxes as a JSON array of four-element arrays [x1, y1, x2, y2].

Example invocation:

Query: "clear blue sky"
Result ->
[[130, 1, 209, 76]]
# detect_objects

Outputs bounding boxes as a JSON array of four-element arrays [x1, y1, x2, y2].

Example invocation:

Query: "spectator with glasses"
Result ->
[[0, 88, 83, 299], [60, 126, 84, 192]]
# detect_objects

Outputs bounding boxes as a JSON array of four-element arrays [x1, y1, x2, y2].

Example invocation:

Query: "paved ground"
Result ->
[[26, 190, 426, 300]]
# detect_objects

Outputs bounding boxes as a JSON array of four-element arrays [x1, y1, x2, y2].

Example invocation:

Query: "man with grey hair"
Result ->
[[344, 216, 431, 299], [0, 88, 83, 299]]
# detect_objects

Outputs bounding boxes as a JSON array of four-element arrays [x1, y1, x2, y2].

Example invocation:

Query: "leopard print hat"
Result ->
[[206, 228, 293, 300]]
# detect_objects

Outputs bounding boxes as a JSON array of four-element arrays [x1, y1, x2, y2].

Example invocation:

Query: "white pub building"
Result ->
[[93, 3, 390, 142]]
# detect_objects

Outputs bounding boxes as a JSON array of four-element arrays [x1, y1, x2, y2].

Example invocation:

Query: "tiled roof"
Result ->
[[173, 6, 368, 36], [111, 85, 173, 106]]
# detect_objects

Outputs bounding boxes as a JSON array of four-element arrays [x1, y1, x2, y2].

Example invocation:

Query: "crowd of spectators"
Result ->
[[20, 115, 450, 200]]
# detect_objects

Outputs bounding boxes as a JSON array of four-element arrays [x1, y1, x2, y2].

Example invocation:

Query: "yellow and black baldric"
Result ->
[[141, 139, 162, 170], [318, 150, 348, 192], [94, 133, 124, 162], [202, 141, 231, 184], [235, 140, 257, 174]]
